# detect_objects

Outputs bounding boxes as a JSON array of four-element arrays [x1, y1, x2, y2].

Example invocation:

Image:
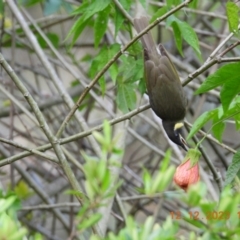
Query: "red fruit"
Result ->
[[173, 159, 199, 191]]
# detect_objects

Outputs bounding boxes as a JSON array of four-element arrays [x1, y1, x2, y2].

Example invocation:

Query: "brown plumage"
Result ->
[[134, 16, 188, 151]]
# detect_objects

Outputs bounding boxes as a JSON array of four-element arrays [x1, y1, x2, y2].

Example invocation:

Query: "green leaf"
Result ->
[[188, 0, 198, 9], [171, 21, 183, 56], [212, 120, 225, 143], [37, 33, 59, 48], [92, 131, 105, 145], [141, 217, 154, 240], [139, 0, 146, 8], [224, 150, 240, 187], [176, 20, 201, 58], [78, 213, 102, 230], [138, 76, 146, 95], [120, 58, 143, 83], [81, 0, 111, 21], [116, 83, 136, 113], [157, 166, 175, 192], [234, 113, 240, 130], [71, 1, 89, 15], [0, 196, 17, 214], [94, 5, 110, 47], [186, 148, 201, 166], [187, 109, 218, 140], [220, 78, 240, 112], [109, 62, 118, 83], [67, 0, 111, 45], [0, 0, 4, 14], [226, 2, 239, 33], [44, 0, 62, 16], [103, 120, 112, 147], [19, 0, 42, 7], [67, 16, 91, 46], [114, 7, 124, 37], [143, 169, 152, 194], [150, 6, 168, 23], [167, 17, 201, 58], [14, 180, 31, 200], [166, 0, 181, 8], [98, 76, 106, 95], [187, 184, 203, 206], [89, 44, 120, 95], [160, 149, 171, 171], [114, 0, 131, 36], [195, 63, 240, 94]]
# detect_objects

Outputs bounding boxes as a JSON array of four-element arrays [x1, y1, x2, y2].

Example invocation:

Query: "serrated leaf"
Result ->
[[67, 16, 91, 45], [138, 77, 146, 95], [224, 150, 240, 187], [89, 44, 120, 95], [114, 9, 124, 37], [82, 0, 111, 21], [176, 20, 201, 58], [171, 21, 183, 56], [220, 78, 240, 112], [116, 83, 136, 113], [44, 0, 62, 16], [195, 63, 240, 94], [89, 46, 108, 77], [94, 6, 110, 47], [109, 62, 118, 83], [67, 0, 111, 45], [150, 6, 168, 23], [71, 1, 89, 15], [98, 76, 106, 95], [121, 58, 143, 83], [187, 109, 218, 140], [114, 0, 131, 36], [226, 2, 239, 33]]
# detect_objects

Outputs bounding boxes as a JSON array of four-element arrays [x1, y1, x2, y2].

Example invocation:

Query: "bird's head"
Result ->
[[162, 121, 188, 151]]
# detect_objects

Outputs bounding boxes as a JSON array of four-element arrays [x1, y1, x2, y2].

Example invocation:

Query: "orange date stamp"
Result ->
[[170, 211, 232, 220]]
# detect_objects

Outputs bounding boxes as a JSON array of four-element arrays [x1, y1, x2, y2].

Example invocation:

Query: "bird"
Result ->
[[133, 16, 188, 151]]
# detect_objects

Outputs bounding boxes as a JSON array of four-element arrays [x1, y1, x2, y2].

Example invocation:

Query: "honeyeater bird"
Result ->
[[134, 16, 188, 151]]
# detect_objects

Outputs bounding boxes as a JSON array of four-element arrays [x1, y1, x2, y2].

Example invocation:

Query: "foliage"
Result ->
[[84, 183, 240, 240], [0, 191, 28, 239], [74, 121, 123, 234], [1, 0, 240, 239]]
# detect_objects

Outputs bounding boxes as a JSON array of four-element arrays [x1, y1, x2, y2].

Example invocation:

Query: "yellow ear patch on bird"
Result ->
[[174, 122, 184, 130]]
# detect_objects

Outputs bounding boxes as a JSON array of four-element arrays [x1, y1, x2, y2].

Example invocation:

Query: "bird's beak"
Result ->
[[179, 134, 188, 151]]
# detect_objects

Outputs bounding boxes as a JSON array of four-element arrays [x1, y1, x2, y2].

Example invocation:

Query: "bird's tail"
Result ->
[[133, 16, 156, 52]]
